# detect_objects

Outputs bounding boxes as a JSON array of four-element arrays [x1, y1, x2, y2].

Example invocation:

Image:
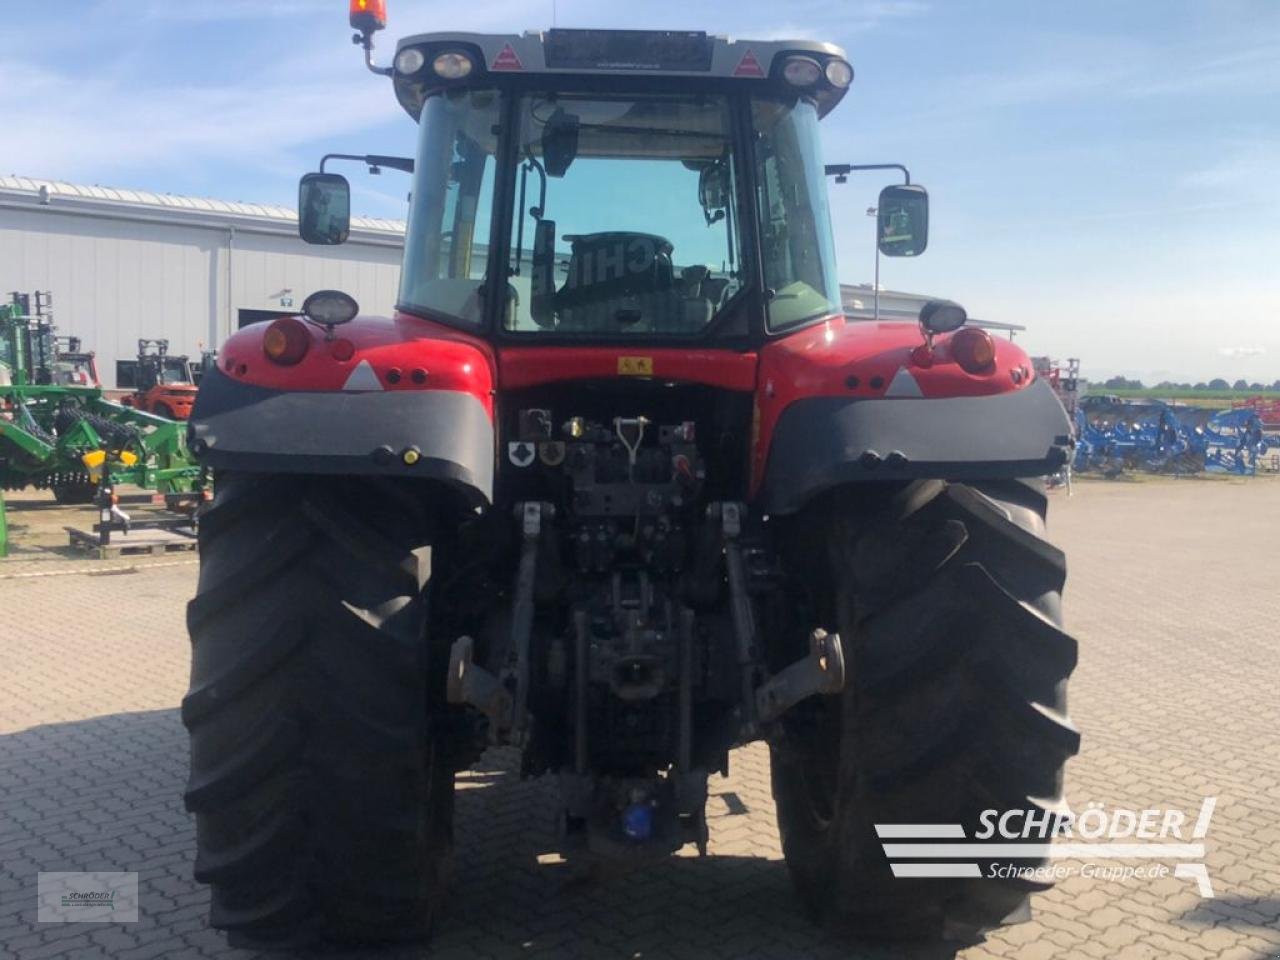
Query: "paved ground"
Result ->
[[2, 477, 1279, 959]]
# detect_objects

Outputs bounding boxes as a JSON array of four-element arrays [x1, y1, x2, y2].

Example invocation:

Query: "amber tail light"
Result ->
[[262, 317, 311, 366], [950, 327, 996, 374]]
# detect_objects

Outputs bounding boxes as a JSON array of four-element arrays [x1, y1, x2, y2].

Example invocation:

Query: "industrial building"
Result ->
[[0, 176, 405, 387]]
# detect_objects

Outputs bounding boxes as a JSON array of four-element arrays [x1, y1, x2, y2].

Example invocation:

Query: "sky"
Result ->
[[2, 0, 1277, 382]]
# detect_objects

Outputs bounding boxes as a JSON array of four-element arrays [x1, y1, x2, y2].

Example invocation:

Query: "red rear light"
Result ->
[[950, 327, 996, 374], [262, 317, 311, 366]]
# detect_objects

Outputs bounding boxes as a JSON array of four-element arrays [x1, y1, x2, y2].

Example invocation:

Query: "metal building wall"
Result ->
[[0, 180, 404, 388]]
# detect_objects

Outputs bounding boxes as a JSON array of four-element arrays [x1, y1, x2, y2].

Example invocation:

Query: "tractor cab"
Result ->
[[300, 25, 928, 342], [50, 337, 100, 388], [138, 343, 196, 391]]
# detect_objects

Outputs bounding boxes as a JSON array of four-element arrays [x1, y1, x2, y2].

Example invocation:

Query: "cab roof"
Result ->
[[390, 29, 852, 119]]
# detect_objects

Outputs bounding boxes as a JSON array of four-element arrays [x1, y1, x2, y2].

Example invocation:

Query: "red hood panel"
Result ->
[[497, 347, 758, 391]]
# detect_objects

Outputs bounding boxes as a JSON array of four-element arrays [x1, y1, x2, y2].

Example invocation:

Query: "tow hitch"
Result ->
[[755, 628, 845, 725]]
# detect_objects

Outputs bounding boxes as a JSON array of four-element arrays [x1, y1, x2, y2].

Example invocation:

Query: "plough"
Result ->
[[1073, 399, 1275, 477]]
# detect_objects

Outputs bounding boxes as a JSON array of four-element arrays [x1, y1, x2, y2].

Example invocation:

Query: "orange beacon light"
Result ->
[[349, 0, 386, 34]]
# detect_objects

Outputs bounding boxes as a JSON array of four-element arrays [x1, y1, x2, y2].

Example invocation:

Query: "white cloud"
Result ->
[[896, 32, 1280, 127], [0, 54, 402, 184], [1181, 139, 1280, 194], [1123, 40, 1280, 99], [1218, 346, 1266, 359]]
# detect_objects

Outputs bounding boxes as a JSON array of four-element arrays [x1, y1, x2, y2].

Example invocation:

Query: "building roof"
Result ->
[[0, 175, 406, 243], [841, 283, 939, 321], [841, 283, 1026, 335]]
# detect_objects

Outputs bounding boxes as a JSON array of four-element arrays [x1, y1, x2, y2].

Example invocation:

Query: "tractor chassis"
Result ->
[[447, 499, 846, 859]]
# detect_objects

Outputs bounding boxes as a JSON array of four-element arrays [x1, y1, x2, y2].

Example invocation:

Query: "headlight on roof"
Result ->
[[433, 51, 475, 79], [824, 59, 854, 88], [782, 56, 823, 87], [395, 47, 426, 75]]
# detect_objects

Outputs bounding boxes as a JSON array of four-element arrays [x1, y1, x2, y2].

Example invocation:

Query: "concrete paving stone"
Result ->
[[1145, 932, 1221, 960], [1011, 942, 1066, 960], [1098, 923, 1146, 950], [1192, 924, 1245, 951], [1070, 940, 1115, 960], [1108, 942, 1168, 960], [1248, 927, 1280, 947], [20, 932, 96, 959], [959, 949, 1009, 960], [1035, 908, 1097, 940], [1078, 904, 1128, 931], [1216, 945, 1277, 960], [0, 930, 45, 953], [88, 927, 141, 951], [998, 920, 1048, 946], [114, 939, 197, 960]]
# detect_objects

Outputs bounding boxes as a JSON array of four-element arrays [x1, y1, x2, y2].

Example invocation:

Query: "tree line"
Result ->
[[1100, 377, 1280, 392]]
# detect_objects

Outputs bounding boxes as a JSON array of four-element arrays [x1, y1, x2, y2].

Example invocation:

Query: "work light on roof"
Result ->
[[824, 59, 854, 88], [394, 47, 425, 75], [432, 51, 475, 79], [301, 290, 359, 335], [782, 57, 823, 87]]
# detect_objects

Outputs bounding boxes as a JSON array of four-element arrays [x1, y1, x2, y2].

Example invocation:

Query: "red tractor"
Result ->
[[118, 339, 198, 419], [185, 5, 1077, 948]]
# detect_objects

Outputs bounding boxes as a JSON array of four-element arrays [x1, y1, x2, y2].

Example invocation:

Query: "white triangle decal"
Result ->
[[884, 366, 923, 398], [342, 359, 383, 391]]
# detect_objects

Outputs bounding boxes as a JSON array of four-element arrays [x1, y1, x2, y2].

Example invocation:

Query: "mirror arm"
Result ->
[[320, 153, 414, 175], [512, 158, 548, 278], [352, 31, 394, 78], [824, 163, 911, 185], [528, 156, 548, 217], [514, 163, 530, 276]]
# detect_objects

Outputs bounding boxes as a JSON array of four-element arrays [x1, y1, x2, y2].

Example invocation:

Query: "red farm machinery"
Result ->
[[117, 339, 199, 420], [183, 3, 1078, 948]]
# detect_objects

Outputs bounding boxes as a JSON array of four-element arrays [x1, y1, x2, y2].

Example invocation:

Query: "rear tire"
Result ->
[[771, 479, 1079, 940], [183, 472, 453, 946]]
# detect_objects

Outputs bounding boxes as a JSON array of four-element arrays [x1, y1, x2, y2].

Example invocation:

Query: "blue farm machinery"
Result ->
[[1073, 398, 1274, 477]]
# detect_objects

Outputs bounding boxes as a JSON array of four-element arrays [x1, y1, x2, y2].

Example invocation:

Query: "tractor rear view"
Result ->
[[184, 4, 1077, 948]]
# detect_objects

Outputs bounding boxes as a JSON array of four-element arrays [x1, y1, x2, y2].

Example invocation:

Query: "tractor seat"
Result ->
[[557, 232, 677, 331]]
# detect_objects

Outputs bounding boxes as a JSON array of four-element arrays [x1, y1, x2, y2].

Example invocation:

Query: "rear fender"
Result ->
[[753, 316, 1072, 514], [189, 313, 496, 507]]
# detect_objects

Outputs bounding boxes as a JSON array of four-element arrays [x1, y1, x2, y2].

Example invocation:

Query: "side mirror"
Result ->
[[298, 172, 351, 245], [878, 183, 928, 257], [541, 108, 580, 178], [530, 219, 558, 327], [918, 299, 966, 335], [698, 164, 729, 225]]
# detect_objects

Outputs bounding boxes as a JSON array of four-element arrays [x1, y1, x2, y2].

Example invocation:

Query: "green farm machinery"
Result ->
[[0, 292, 204, 556]]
